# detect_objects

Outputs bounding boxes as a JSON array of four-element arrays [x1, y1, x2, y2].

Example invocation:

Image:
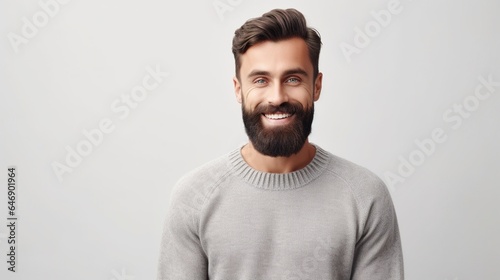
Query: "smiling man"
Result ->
[[158, 8, 404, 280]]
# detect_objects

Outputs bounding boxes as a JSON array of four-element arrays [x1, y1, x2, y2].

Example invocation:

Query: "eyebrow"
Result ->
[[247, 68, 309, 79]]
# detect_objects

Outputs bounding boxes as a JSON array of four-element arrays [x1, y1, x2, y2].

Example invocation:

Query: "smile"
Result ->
[[263, 113, 293, 120]]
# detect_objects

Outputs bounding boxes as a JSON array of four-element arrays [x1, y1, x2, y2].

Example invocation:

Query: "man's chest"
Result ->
[[199, 188, 359, 279]]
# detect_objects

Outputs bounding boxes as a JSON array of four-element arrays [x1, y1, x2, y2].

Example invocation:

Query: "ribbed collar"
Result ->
[[228, 144, 331, 191]]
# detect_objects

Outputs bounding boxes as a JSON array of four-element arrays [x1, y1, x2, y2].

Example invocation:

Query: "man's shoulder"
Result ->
[[319, 146, 390, 201], [168, 148, 236, 206], [178, 151, 233, 187]]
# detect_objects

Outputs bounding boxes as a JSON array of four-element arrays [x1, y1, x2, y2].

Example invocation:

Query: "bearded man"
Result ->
[[157, 8, 404, 280]]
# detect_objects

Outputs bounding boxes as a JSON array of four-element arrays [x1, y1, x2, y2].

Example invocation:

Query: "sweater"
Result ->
[[157, 144, 404, 279]]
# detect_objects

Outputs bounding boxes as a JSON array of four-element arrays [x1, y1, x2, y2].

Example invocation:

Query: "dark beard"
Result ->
[[242, 101, 314, 157]]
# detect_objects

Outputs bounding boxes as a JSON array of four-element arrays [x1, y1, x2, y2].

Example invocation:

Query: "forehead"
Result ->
[[239, 37, 313, 77]]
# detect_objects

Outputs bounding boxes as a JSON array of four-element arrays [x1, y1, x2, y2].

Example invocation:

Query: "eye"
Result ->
[[254, 78, 267, 85], [285, 77, 301, 84]]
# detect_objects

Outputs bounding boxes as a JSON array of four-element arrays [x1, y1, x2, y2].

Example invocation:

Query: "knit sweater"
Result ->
[[157, 145, 404, 279]]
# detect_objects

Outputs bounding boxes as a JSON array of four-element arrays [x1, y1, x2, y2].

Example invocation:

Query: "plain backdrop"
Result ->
[[1, 0, 499, 279]]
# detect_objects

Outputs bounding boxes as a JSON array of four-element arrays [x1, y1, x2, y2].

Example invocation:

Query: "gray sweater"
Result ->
[[157, 145, 404, 279]]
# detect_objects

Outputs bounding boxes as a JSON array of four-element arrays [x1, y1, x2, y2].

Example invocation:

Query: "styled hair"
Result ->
[[232, 8, 322, 80]]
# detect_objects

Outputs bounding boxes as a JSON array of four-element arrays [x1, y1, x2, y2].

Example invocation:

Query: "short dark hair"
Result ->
[[232, 8, 322, 80]]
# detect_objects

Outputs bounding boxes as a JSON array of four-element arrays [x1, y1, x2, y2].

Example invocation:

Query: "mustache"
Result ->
[[253, 102, 303, 115]]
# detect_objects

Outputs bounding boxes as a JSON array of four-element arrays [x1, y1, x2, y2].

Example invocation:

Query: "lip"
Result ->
[[261, 112, 295, 126], [263, 112, 293, 119]]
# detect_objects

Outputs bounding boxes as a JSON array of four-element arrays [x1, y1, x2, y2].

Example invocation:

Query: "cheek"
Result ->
[[242, 86, 265, 108], [244, 85, 263, 98], [288, 84, 314, 103]]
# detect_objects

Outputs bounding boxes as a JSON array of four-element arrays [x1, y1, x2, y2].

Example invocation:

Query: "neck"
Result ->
[[241, 140, 316, 173]]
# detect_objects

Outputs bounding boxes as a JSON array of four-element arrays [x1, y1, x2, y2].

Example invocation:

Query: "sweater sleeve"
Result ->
[[157, 181, 208, 280], [350, 178, 404, 280]]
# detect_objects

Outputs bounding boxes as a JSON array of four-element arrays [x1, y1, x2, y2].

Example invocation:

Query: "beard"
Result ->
[[242, 100, 314, 157]]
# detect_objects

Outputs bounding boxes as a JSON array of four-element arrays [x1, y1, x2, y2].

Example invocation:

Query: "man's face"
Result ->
[[233, 37, 323, 157]]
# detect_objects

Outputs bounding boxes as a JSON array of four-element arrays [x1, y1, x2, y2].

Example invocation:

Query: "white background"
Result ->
[[1, 0, 499, 279]]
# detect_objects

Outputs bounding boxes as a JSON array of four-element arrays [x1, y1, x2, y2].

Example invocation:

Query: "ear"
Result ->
[[233, 76, 242, 104], [313, 72, 323, 102]]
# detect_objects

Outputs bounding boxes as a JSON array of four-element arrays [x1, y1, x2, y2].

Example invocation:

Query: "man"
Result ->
[[157, 8, 404, 280]]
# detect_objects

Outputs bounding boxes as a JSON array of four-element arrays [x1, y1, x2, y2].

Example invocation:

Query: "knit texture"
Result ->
[[157, 145, 404, 279]]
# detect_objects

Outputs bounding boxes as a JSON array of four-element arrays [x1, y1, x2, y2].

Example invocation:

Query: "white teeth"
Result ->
[[264, 113, 292, 120]]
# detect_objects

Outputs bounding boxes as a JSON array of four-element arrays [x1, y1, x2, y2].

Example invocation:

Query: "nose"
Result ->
[[267, 82, 289, 106]]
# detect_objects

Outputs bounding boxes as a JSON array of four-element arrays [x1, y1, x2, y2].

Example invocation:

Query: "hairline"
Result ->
[[236, 37, 317, 81]]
